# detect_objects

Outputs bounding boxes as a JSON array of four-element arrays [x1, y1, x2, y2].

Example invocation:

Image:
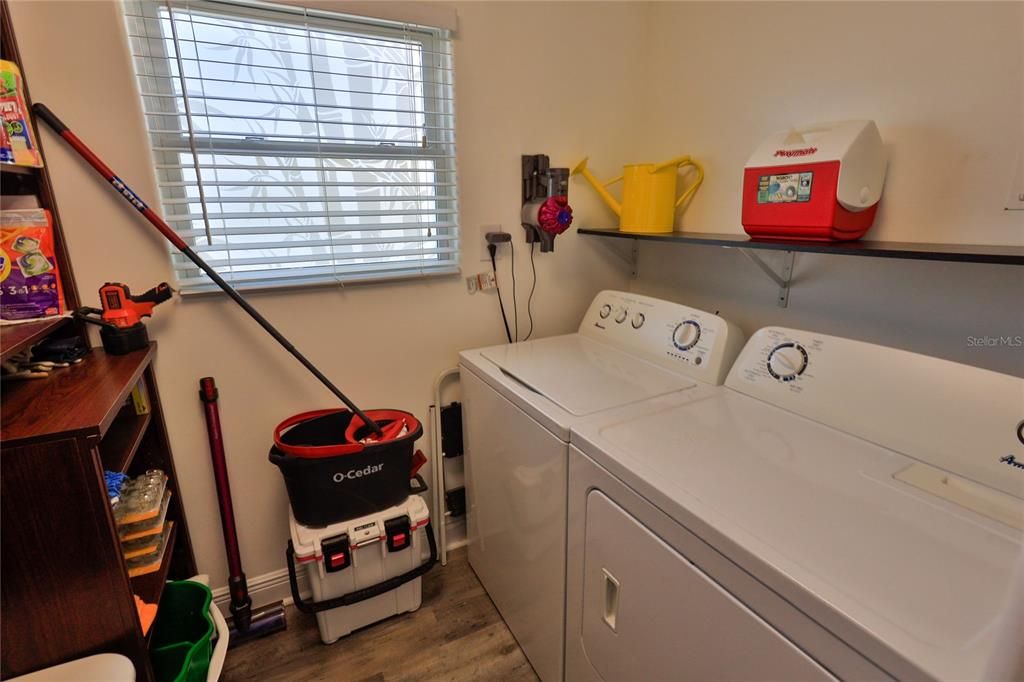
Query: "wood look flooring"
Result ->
[[222, 547, 539, 682]]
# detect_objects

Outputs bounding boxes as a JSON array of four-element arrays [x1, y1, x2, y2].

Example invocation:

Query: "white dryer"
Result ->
[[566, 326, 1024, 681], [459, 290, 744, 681]]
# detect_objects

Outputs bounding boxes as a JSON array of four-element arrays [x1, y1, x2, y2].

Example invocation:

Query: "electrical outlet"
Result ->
[[479, 224, 504, 262], [465, 272, 497, 294]]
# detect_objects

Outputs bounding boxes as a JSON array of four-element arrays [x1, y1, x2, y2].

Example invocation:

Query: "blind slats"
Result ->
[[173, 221, 458, 238], [159, 194, 452, 205], [134, 74, 456, 105], [124, 0, 458, 292], [174, 246, 456, 268], [140, 92, 455, 118]]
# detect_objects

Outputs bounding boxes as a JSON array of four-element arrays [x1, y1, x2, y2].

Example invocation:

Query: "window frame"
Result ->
[[125, 0, 459, 293]]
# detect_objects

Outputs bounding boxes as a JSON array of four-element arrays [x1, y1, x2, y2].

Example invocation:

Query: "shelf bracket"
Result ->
[[594, 236, 639, 279], [739, 249, 795, 307]]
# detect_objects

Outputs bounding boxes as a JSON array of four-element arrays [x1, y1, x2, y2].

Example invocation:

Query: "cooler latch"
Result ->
[[385, 516, 411, 552], [322, 533, 351, 572]]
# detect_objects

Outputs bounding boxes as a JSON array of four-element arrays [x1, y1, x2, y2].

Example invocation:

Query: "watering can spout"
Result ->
[[571, 157, 621, 217]]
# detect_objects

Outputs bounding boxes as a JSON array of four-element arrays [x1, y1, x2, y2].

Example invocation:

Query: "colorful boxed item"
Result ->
[[0, 59, 43, 168], [0, 209, 65, 320]]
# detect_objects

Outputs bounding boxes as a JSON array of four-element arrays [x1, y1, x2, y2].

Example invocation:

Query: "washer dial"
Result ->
[[599, 304, 612, 319], [631, 313, 645, 329], [672, 320, 701, 351], [767, 343, 809, 381], [614, 307, 628, 324]]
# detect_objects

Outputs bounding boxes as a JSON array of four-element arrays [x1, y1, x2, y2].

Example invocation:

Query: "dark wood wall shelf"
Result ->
[[131, 522, 178, 610], [1, 344, 155, 445], [1, 342, 196, 681], [100, 407, 153, 473], [0, 316, 70, 363], [0, 163, 37, 176], [0, 0, 85, 363], [577, 228, 1024, 265], [1, 6, 196, 679]]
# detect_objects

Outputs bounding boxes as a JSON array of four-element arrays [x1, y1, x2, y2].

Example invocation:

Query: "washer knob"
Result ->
[[631, 313, 645, 329], [599, 304, 612, 319], [614, 307, 628, 324], [767, 343, 808, 381], [672, 320, 701, 351]]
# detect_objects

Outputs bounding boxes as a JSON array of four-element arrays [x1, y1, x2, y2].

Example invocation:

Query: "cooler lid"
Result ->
[[290, 494, 429, 560], [480, 335, 695, 417]]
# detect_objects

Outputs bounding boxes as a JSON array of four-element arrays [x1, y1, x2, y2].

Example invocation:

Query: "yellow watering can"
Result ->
[[571, 156, 705, 233]]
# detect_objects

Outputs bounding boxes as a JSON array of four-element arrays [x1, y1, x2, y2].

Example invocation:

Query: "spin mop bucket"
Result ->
[[269, 409, 426, 527]]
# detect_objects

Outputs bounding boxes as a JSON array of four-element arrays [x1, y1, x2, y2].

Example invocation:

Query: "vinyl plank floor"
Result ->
[[221, 547, 539, 682]]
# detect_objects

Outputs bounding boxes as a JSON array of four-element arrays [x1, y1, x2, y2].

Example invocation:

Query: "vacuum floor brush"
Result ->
[[200, 377, 287, 646]]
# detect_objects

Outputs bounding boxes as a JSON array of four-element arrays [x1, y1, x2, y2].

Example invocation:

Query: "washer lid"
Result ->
[[573, 390, 1022, 681], [481, 335, 696, 417]]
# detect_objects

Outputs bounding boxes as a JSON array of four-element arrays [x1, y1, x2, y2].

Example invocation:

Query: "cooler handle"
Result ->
[[409, 473, 428, 495], [286, 519, 437, 614]]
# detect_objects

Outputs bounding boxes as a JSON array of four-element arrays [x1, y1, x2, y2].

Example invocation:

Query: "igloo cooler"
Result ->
[[286, 494, 435, 644]]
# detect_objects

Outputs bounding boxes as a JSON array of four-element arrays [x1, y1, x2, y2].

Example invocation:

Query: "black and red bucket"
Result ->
[[269, 409, 426, 527]]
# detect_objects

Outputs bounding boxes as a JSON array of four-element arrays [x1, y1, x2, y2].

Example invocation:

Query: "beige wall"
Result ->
[[9, 1, 644, 588], [620, 1, 1023, 376], [10, 0, 1023, 598]]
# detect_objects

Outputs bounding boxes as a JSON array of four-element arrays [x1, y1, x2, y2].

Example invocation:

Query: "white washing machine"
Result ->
[[566, 326, 1024, 681], [459, 290, 744, 681]]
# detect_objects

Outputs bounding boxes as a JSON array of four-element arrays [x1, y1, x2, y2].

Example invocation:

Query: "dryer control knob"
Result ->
[[614, 308, 628, 324], [767, 343, 808, 381], [631, 313, 645, 329], [672, 321, 701, 351], [599, 304, 612, 319]]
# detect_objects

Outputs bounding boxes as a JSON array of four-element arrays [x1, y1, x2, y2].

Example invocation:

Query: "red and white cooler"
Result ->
[[742, 120, 888, 241], [286, 494, 435, 644]]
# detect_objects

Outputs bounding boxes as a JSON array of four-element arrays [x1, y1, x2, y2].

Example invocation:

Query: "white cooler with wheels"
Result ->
[[287, 495, 433, 644]]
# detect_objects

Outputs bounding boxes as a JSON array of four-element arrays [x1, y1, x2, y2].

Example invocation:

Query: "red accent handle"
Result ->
[[410, 450, 427, 479], [273, 409, 365, 458]]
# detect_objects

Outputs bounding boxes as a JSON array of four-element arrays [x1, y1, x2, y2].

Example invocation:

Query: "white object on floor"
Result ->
[[566, 326, 1023, 681], [290, 495, 431, 644], [8, 654, 135, 681], [459, 290, 743, 681]]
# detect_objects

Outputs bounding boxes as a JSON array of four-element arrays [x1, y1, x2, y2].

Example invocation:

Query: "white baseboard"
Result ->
[[211, 566, 308, 616]]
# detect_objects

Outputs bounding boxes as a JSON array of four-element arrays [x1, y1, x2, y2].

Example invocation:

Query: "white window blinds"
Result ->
[[122, 0, 458, 292]]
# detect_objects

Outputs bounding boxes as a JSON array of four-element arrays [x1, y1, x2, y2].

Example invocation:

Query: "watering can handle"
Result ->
[[603, 175, 624, 187], [651, 155, 694, 173], [674, 158, 705, 208]]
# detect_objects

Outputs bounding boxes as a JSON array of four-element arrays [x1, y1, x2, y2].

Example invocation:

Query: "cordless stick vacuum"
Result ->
[[31, 103, 383, 438], [200, 377, 286, 646]]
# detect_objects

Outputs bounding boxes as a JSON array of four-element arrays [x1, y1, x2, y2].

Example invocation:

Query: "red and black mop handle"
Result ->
[[199, 377, 252, 630], [33, 103, 382, 436]]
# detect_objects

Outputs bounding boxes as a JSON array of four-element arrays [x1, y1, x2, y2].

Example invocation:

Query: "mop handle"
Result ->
[[33, 103, 383, 437]]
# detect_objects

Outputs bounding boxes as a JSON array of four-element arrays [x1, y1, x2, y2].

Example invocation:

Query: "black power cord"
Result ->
[[510, 239, 518, 342], [524, 241, 537, 341], [489, 243, 513, 343]]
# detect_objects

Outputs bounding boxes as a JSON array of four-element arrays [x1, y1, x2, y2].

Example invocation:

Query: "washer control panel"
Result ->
[[581, 290, 745, 385], [726, 326, 1024, 501]]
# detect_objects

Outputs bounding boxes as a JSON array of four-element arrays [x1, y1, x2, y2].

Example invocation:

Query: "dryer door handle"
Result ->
[[603, 568, 620, 632]]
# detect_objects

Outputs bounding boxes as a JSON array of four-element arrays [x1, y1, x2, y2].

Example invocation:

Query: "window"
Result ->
[[122, 0, 458, 292]]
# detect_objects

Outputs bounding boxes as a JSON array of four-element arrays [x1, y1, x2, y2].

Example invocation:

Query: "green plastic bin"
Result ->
[[150, 581, 215, 682]]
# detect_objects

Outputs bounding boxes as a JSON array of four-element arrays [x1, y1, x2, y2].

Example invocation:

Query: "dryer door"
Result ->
[[581, 490, 833, 681]]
